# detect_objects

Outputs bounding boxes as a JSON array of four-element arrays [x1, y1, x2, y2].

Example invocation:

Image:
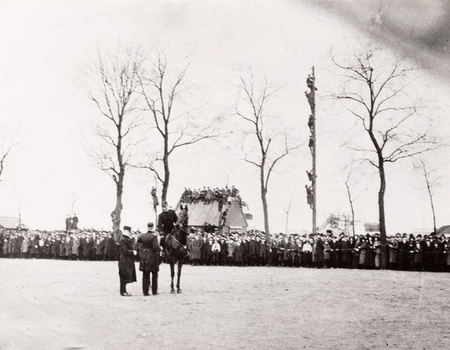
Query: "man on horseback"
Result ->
[[162, 205, 189, 294], [157, 202, 178, 250]]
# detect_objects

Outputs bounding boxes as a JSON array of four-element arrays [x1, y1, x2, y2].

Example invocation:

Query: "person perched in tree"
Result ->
[[305, 185, 313, 208], [308, 136, 314, 154], [305, 91, 315, 109], [151, 187, 159, 210], [220, 209, 228, 227], [306, 74, 317, 91], [308, 114, 314, 132]]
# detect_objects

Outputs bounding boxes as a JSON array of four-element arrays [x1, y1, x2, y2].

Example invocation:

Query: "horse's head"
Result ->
[[177, 205, 189, 228]]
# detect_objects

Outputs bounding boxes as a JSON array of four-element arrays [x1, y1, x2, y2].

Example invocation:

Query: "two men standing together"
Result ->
[[118, 223, 160, 297], [118, 203, 178, 297]]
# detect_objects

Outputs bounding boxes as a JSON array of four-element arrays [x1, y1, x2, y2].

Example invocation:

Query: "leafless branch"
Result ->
[[0, 141, 17, 182]]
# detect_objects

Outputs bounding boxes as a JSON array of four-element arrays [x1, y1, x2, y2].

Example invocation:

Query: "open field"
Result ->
[[1, 259, 450, 350]]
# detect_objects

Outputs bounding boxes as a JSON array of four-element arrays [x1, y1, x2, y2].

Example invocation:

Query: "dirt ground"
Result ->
[[1, 259, 450, 350]]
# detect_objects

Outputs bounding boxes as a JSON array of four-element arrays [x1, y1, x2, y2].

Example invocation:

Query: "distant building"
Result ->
[[0, 216, 20, 229], [318, 214, 383, 236], [364, 222, 380, 233]]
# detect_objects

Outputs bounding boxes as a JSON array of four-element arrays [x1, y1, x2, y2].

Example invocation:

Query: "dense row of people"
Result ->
[[0, 229, 119, 261], [184, 231, 450, 272], [2, 227, 450, 272], [180, 186, 242, 208]]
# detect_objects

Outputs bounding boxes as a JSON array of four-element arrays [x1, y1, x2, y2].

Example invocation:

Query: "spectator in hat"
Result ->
[[414, 241, 424, 271], [358, 237, 368, 268], [397, 235, 407, 270], [211, 238, 221, 266], [302, 238, 313, 267], [312, 235, 324, 268], [374, 236, 381, 269], [406, 237, 416, 271], [234, 239, 244, 266], [323, 237, 331, 268], [388, 236, 399, 270], [432, 240, 444, 272], [118, 225, 137, 296], [219, 237, 228, 266], [65, 215, 72, 232], [340, 235, 351, 269], [71, 214, 79, 230], [137, 223, 160, 296], [422, 239, 433, 271]]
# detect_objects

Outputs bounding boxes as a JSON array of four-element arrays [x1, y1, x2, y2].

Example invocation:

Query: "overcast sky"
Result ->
[[0, 0, 449, 234]]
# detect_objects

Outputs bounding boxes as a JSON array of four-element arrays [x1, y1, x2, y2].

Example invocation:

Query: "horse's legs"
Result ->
[[177, 261, 183, 294], [170, 262, 175, 294]]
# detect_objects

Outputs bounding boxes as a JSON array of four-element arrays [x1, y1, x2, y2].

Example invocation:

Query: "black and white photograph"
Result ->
[[1, 1, 450, 349]]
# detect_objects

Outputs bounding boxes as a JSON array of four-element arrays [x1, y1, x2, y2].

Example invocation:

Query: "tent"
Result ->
[[176, 199, 248, 234]]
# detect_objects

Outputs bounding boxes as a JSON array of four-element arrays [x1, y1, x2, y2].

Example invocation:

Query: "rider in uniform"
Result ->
[[157, 202, 178, 249]]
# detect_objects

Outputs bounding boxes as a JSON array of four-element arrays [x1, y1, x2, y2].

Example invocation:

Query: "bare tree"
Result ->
[[282, 191, 296, 234], [343, 164, 356, 237], [414, 158, 440, 234], [341, 159, 367, 237], [86, 49, 145, 241], [234, 74, 301, 241], [137, 52, 222, 205], [333, 49, 439, 268]]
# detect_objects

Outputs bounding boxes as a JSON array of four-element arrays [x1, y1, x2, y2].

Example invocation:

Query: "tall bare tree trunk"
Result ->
[[344, 182, 356, 236], [378, 160, 387, 269], [260, 160, 270, 241], [86, 48, 144, 243], [162, 155, 170, 205], [112, 182, 123, 241], [333, 49, 440, 270], [261, 188, 270, 241], [234, 73, 300, 244], [424, 176, 437, 234]]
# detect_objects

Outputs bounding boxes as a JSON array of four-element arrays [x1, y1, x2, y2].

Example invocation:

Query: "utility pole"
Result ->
[[305, 67, 317, 234]]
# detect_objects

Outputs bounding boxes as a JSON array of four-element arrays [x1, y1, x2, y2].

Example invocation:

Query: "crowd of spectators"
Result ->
[[180, 186, 243, 209], [184, 230, 450, 272], [0, 229, 119, 261], [2, 226, 450, 272]]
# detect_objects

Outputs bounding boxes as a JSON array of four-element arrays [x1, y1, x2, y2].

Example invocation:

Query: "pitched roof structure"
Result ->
[[176, 200, 248, 231], [436, 225, 450, 237]]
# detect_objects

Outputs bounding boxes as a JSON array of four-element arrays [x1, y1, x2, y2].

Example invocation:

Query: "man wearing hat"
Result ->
[[157, 202, 178, 248], [137, 223, 160, 296], [118, 225, 137, 296]]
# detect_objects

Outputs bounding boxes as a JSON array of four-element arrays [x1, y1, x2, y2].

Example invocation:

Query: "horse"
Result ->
[[163, 205, 189, 294]]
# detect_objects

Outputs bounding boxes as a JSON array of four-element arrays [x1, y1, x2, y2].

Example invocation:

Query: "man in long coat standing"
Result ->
[[137, 222, 160, 296], [118, 226, 137, 296]]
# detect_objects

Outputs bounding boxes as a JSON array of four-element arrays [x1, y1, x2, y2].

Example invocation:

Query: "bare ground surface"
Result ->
[[1, 259, 450, 350]]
